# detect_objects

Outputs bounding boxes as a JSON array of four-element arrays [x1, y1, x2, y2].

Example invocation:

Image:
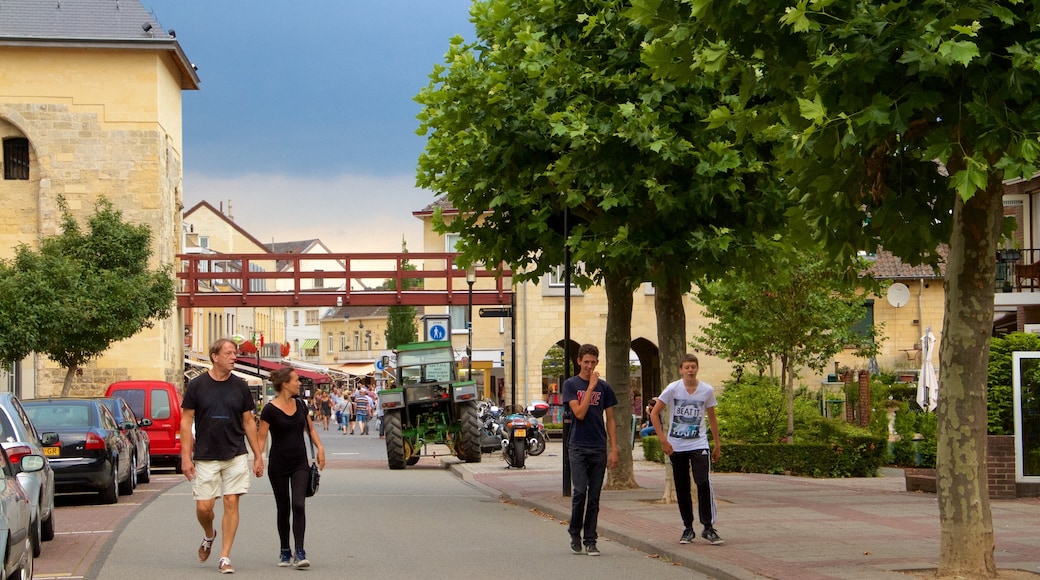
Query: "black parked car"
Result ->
[[97, 397, 151, 486], [21, 398, 133, 504]]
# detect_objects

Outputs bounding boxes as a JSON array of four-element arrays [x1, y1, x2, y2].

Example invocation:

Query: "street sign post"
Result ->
[[478, 307, 512, 318]]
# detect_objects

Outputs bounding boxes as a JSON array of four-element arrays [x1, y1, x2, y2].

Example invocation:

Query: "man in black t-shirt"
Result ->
[[181, 338, 264, 575], [562, 343, 618, 556]]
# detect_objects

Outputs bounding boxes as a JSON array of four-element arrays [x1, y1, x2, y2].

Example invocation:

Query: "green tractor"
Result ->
[[378, 340, 483, 469]]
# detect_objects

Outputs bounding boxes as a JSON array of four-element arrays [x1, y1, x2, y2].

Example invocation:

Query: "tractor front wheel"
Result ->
[[384, 411, 407, 470]]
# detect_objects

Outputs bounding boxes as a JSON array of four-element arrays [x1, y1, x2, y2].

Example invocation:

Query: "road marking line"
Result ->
[[333, 452, 360, 455], [32, 574, 83, 579], [56, 530, 114, 535]]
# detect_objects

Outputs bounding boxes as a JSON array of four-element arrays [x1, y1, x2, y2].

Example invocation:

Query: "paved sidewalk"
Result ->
[[447, 441, 1040, 580]]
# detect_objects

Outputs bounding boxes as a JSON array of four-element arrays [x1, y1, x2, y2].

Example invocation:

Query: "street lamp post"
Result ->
[[466, 266, 476, 382]]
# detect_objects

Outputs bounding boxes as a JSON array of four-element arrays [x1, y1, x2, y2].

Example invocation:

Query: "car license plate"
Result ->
[[515, 429, 526, 437], [43, 447, 60, 457]]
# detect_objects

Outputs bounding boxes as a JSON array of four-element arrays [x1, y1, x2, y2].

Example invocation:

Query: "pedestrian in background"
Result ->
[[181, 338, 265, 575], [354, 386, 371, 435], [649, 353, 724, 546], [562, 343, 618, 556], [257, 367, 326, 568]]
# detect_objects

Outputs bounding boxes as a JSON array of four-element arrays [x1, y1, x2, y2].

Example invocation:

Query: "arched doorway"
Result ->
[[631, 337, 660, 422]]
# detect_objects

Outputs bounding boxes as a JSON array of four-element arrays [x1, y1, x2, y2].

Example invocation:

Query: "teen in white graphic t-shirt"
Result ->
[[650, 353, 725, 546]]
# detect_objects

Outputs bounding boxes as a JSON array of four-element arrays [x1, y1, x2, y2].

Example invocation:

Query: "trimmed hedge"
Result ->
[[641, 435, 885, 478]]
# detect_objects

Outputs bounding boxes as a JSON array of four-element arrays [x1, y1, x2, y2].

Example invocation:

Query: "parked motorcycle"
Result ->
[[477, 399, 549, 468], [500, 411, 529, 468], [524, 400, 549, 456], [477, 401, 503, 454]]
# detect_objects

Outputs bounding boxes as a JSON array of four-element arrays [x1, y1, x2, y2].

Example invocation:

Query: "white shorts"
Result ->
[[192, 455, 251, 500]]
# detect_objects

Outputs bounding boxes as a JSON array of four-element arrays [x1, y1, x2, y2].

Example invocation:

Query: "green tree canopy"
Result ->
[[0, 197, 174, 395], [384, 241, 420, 349], [417, 0, 793, 490], [630, 0, 1040, 574], [694, 249, 882, 440]]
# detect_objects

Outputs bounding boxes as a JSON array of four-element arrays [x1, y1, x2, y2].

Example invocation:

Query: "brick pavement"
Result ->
[[447, 442, 1040, 580]]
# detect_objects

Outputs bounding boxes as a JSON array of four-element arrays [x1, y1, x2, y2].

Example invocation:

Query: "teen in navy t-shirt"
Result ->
[[561, 344, 618, 556]]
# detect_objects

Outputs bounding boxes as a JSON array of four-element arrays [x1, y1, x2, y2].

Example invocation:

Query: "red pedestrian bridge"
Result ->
[[176, 252, 513, 308]]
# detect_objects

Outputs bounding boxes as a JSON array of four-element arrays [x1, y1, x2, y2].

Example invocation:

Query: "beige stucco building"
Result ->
[[0, 1, 198, 395]]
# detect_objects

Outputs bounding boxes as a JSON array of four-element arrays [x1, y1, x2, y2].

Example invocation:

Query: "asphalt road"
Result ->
[[79, 427, 709, 579]]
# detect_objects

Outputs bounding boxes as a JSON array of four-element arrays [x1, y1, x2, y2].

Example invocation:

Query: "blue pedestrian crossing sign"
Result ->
[[429, 323, 447, 341], [421, 314, 452, 342]]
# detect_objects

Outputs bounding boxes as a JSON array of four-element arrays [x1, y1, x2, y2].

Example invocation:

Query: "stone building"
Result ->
[[0, 1, 197, 395]]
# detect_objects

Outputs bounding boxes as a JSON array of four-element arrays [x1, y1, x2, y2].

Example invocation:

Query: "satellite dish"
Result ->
[[887, 283, 910, 308]]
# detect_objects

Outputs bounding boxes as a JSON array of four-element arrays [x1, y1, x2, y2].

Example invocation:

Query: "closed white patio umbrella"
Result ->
[[916, 328, 939, 412]]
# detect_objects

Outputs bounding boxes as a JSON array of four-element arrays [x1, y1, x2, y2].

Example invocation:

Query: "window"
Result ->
[[339, 332, 346, 351], [353, 331, 361, 351], [543, 263, 585, 297], [3, 138, 29, 180], [293, 311, 300, 326], [305, 310, 319, 325], [449, 305, 467, 334], [547, 264, 583, 288], [850, 299, 875, 341], [327, 332, 333, 354], [446, 234, 463, 269], [198, 236, 210, 249], [313, 269, 325, 288], [151, 390, 171, 420]]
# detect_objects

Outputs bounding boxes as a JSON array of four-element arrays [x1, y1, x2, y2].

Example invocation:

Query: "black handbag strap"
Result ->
[[298, 399, 317, 463]]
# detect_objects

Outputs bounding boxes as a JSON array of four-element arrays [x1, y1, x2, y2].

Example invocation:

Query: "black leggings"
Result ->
[[269, 468, 309, 551]]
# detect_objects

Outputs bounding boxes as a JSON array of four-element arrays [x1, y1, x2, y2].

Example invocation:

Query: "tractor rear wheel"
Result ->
[[384, 411, 407, 469], [457, 402, 482, 463]]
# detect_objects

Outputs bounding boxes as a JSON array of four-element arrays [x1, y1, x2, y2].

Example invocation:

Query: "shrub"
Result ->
[[889, 403, 937, 467], [987, 332, 1040, 435], [716, 375, 820, 443], [712, 436, 885, 477], [641, 435, 665, 463]]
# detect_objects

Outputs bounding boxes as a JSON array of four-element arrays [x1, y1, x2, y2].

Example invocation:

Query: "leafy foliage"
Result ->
[[384, 241, 420, 349], [541, 344, 566, 384], [629, 2, 1040, 570], [0, 197, 174, 394], [987, 332, 1040, 435], [712, 437, 886, 478], [416, 0, 792, 490], [696, 249, 881, 440]]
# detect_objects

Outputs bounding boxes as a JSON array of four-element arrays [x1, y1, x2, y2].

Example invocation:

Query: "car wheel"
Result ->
[[29, 510, 40, 558], [98, 464, 118, 504], [119, 456, 136, 496], [139, 448, 151, 484], [41, 508, 55, 542], [17, 533, 33, 580]]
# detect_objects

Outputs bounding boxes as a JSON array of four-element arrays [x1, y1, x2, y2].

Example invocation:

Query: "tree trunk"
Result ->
[[60, 365, 76, 397], [654, 272, 687, 503], [782, 354, 794, 443], [604, 271, 638, 490], [936, 178, 999, 577]]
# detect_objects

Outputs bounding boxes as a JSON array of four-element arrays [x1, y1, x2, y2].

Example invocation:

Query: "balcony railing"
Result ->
[[997, 249, 1040, 292]]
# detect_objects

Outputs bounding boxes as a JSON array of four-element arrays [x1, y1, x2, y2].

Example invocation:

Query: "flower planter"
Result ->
[[904, 467, 936, 493]]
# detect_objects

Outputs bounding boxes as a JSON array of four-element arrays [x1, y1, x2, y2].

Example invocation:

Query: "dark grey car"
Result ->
[[0, 393, 56, 557], [96, 397, 151, 486]]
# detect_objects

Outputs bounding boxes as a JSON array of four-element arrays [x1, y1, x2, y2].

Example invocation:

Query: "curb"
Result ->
[[444, 461, 763, 580]]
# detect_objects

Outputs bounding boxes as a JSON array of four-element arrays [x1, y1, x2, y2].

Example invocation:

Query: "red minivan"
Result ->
[[105, 381, 183, 472]]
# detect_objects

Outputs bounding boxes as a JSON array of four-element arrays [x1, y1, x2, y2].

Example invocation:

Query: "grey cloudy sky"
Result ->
[[148, 0, 475, 251]]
